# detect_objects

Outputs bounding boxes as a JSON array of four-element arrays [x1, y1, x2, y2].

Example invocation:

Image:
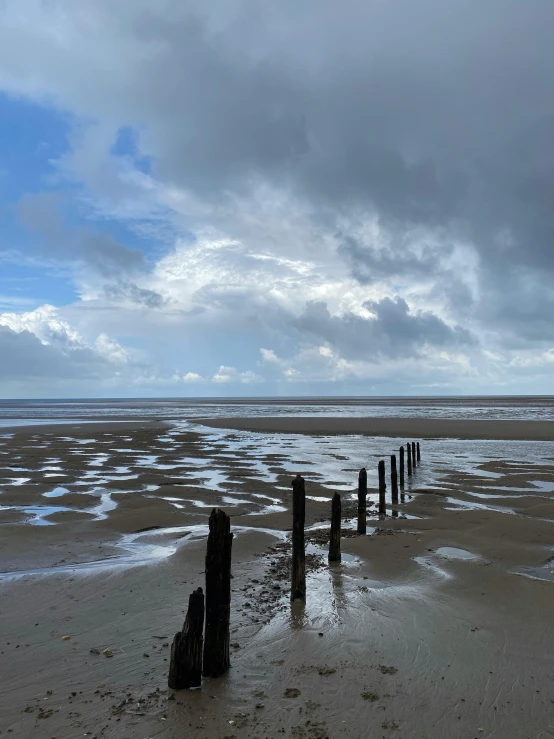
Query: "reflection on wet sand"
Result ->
[[1, 422, 553, 576]]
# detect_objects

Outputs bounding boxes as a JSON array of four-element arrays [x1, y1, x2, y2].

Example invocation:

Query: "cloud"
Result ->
[[258, 340, 477, 391], [0, 304, 134, 370], [0, 304, 216, 394], [294, 297, 475, 361], [212, 365, 262, 384], [181, 371, 203, 383], [0, 323, 107, 381], [94, 333, 130, 364], [16, 192, 147, 278], [103, 281, 167, 308], [1, 1, 554, 394], [0, 305, 87, 351], [0, 305, 132, 389]]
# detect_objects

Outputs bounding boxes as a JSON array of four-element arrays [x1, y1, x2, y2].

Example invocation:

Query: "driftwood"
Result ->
[[168, 587, 204, 690]]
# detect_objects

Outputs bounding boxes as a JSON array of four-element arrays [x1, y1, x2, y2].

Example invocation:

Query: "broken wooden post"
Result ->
[[399, 446, 405, 487], [203, 509, 233, 678], [168, 587, 204, 690], [378, 460, 386, 518], [417, 442, 421, 462], [328, 492, 341, 563], [407, 441, 412, 476], [291, 474, 306, 602], [391, 454, 399, 504], [357, 467, 367, 534], [412, 442, 417, 468]]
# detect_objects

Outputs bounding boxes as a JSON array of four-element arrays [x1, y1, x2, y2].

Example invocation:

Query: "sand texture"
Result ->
[[0, 420, 553, 738], [199, 415, 554, 440]]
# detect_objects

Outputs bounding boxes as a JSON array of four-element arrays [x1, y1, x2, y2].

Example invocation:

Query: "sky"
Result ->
[[1, 0, 554, 398]]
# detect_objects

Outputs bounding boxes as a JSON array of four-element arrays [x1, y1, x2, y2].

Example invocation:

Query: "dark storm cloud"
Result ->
[[3, 0, 554, 358], [97, 0, 554, 331], [294, 297, 474, 361], [337, 234, 452, 285], [122, 11, 309, 194]]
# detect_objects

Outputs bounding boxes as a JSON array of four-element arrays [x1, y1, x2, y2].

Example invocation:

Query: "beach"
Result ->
[[198, 415, 554, 440], [1, 405, 553, 738]]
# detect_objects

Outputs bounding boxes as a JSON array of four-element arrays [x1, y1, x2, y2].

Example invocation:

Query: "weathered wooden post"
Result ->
[[412, 442, 417, 468], [328, 492, 341, 563], [407, 442, 412, 476], [391, 454, 399, 504], [399, 446, 405, 487], [291, 474, 306, 602], [203, 509, 233, 678], [168, 587, 204, 690], [357, 467, 367, 534], [378, 460, 386, 519], [417, 442, 421, 462]]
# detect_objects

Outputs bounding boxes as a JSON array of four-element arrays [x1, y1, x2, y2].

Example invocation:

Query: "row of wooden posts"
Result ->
[[168, 441, 421, 689], [358, 439, 420, 533], [294, 440, 421, 598]]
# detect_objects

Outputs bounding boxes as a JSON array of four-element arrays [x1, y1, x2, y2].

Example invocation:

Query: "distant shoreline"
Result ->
[[197, 416, 554, 441], [1, 394, 554, 406]]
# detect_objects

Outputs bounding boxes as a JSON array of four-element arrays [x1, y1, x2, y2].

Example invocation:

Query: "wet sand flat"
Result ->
[[199, 415, 554, 440], [0, 421, 553, 738]]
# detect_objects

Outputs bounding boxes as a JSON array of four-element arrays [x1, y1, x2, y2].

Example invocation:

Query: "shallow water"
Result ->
[[434, 546, 480, 561], [0, 416, 553, 582], [516, 559, 554, 582], [1, 423, 552, 525], [0, 523, 287, 580], [1, 395, 554, 427], [43, 486, 70, 498]]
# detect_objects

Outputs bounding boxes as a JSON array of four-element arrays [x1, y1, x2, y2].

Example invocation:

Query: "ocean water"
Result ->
[[0, 395, 553, 428]]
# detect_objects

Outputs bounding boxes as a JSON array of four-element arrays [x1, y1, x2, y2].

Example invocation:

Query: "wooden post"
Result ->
[[203, 509, 233, 678], [407, 442, 412, 476], [328, 492, 341, 563], [399, 446, 405, 487], [291, 474, 306, 602], [417, 442, 421, 462], [168, 587, 204, 690], [391, 454, 399, 504], [412, 442, 417, 468], [378, 460, 386, 519], [357, 467, 367, 534]]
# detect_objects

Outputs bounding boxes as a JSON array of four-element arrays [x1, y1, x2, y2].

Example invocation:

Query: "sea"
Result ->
[[0, 395, 553, 428]]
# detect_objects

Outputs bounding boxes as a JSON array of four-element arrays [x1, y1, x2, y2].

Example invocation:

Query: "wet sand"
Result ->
[[1, 421, 553, 738], [199, 415, 554, 440]]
